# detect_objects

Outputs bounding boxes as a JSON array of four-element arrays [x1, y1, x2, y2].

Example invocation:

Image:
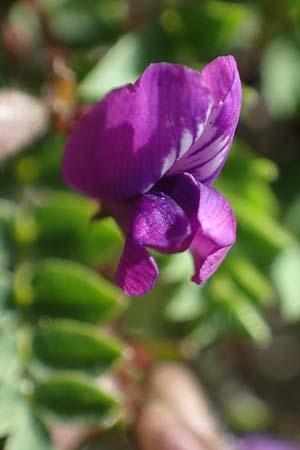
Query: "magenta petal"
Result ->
[[155, 172, 235, 283], [239, 435, 299, 450], [115, 191, 192, 295], [115, 238, 159, 296], [190, 183, 236, 284], [169, 56, 242, 184], [115, 176, 235, 294], [131, 192, 192, 253], [155, 173, 236, 283], [63, 63, 209, 202], [155, 172, 200, 229]]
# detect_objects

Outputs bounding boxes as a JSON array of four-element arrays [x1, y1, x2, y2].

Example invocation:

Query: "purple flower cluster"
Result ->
[[240, 435, 300, 450], [63, 56, 242, 295]]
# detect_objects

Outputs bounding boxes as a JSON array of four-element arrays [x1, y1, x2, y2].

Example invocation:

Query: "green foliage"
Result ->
[[78, 34, 141, 102], [0, 175, 125, 446], [34, 374, 118, 424], [31, 259, 123, 322], [4, 413, 55, 450], [270, 191, 300, 322], [34, 191, 122, 264], [32, 319, 123, 374], [224, 387, 271, 432], [271, 245, 300, 322], [0, 316, 24, 438], [208, 275, 272, 344], [261, 36, 300, 119], [165, 283, 205, 322], [178, 1, 260, 51]]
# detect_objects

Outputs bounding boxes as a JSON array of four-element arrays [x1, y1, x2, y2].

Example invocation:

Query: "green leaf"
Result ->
[[271, 244, 300, 322], [35, 191, 122, 264], [78, 33, 140, 102], [31, 259, 124, 323], [48, 6, 102, 46], [34, 373, 118, 424], [82, 217, 122, 266], [226, 253, 275, 305], [0, 270, 12, 310], [35, 192, 95, 242], [180, 1, 259, 51], [208, 277, 272, 344], [0, 230, 10, 269], [0, 386, 26, 437], [0, 199, 18, 225], [0, 316, 25, 437], [0, 315, 19, 383], [4, 412, 55, 450], [187, 314, 225, 349], [225, 192, 291, 263], [165, 283, 205, 322], [285, 192, 300, 237], [261, 36, 300, 119], [27, 132, 65, 186], [241, 180, 279, 217], [13, 263, 35, 307], [161, 252, 193, 283], [32, 319, 123, 374], [218, 142, 280, 217], [220, 140, 279, 185], [35, 191, 95, 260], [0, 199, 17, 268], [224, 386, 271, 432]]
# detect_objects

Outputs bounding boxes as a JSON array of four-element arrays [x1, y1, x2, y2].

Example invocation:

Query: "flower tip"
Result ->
[[120, 283, 155, 297], [116, 272, 158, 297], [213, 54, 238, 67], [115, 239, 159, 296], [191, 245, 234, 286]]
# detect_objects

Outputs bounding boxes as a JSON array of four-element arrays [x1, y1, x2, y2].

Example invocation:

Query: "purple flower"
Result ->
[[62, 56, 242, 296], [239, 435, 300, 450]]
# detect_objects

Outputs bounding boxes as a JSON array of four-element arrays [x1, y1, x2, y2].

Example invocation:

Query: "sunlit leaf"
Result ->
[[35, 192, 95, 239], [161, 252, 193, 284], [34, 191, 122, 264], [223, 385, 271, 432], [165, 283, 205, 322], [226, 253, 275, 305], [261, 36, 300, 119], [31, 259, 124, 323], [224, 192, 291, 263], [48, 7, 102, 45], [0, 315, 19, 383], [32, 319, 123, 374], [0, 270, 12, 308], [0, 386, 26, 438], [271, 244, 300, 321], [4, 412, 55, 450], [208, 277, 272, 344], [34, 373, 118, 424], [0, 316, 25, 437], [78, 33, 140, 102], [180, 1, 259, 51]]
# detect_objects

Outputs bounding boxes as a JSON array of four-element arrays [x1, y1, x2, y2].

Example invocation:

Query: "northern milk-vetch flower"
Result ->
[[63, 56, 242, 296]]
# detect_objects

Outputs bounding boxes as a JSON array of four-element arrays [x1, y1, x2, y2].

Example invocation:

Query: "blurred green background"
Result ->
[[1, 0, 300, 449]]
